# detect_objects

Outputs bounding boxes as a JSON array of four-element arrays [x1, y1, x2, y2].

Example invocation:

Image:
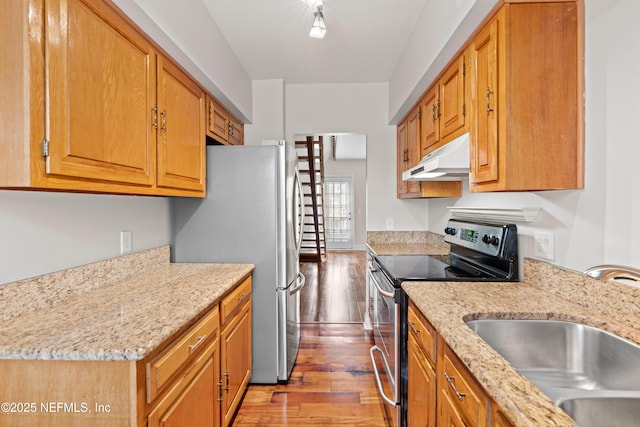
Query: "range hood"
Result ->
[[402, 132, 470, 181]]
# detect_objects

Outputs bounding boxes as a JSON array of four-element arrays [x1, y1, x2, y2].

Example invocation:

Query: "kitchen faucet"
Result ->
[[584, 264, 640, 282]]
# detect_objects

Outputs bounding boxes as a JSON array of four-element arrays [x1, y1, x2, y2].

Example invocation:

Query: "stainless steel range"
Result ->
[[368, 219, 520, 427]]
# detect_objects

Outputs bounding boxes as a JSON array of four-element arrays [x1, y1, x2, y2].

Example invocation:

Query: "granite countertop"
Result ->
[[403, 262, 640, 427], [0, 262, 254, 361]]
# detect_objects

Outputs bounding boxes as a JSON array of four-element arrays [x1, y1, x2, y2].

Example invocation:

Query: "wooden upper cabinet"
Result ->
[[469, 2, 584, 192], [420, 85, 440, 154], [48, 0, 157, 187], [397, 107, 422, 199], [207, 95, 229, 143], [397, 106, 462, 199], [0, 0, 207, 197], [156, 56, 206, 193], [439, 55, 467, 142], [420, 54, 467, 156], [206, 95, 244, 146], [397, 119, 410, 198], [228, 114, 244, 146], [469, 17, 499, 185]]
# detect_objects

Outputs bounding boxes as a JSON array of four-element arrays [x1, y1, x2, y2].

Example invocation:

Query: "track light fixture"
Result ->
[[309, 6, 326, 39]]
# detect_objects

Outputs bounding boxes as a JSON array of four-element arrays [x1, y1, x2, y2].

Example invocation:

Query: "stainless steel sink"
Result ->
[[559, 396, 640, 427], [466, 319, 640, 426]]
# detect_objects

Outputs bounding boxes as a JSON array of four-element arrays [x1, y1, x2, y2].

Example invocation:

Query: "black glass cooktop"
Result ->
[[374, 254, 484, 286]]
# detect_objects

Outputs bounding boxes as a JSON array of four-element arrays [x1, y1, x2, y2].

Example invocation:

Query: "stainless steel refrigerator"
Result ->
[[170, 140, 305, 383]]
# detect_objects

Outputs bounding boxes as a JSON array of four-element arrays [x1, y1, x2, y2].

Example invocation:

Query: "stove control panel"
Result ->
[[444, 219, 517, 259]]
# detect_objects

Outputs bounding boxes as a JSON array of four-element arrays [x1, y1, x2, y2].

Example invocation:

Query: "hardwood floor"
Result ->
[[233, 251, 389, 426], [300, 251, 367, 323]]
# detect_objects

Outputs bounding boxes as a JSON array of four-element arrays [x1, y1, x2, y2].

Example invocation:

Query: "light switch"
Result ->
[[120, 230, 132, 254], [533, 231, 554, 260]]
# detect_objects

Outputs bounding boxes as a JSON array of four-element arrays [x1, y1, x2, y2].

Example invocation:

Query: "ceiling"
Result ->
[[201, 0, 428, 84]]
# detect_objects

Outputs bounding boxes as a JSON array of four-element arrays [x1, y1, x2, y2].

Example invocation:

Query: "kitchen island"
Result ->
[[0, 246, 254, 426], [403, 259, 640, 426]]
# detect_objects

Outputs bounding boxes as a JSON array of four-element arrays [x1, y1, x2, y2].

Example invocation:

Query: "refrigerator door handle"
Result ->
[[289, 272, 306, 295], [294, 167, 304, 254]]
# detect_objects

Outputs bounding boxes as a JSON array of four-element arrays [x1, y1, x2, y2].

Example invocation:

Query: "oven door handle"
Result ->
[[369, 345, 398, 407], [368, 269, 395, 299]]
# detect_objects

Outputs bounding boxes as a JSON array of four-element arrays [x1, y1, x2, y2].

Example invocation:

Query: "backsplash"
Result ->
[[0, 246, 170, 322], [367, 231, 448, 249], [524, 258, 640, 334]]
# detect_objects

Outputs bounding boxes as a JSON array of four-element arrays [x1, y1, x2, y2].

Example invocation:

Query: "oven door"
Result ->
[[368, 261, 400, 425]]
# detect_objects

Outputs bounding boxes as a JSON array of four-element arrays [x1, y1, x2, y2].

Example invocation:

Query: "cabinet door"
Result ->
[[46, 0, 156, 186], [405, 107, 423, 195], [156, 56, 206, 193], [492, 407, 516, 427], [221, 304, 252, 427], [439, 390, 468, 427], [396, 120, 409, 198], [408, 335, 437, 427], [421, 85, 440, 154], [440, 55, 466, 140], [470, 16, 499, 185], [228, 115, 243, 146], [407, 106, 421, 167], [207, 97, 229, 143], [148, 338, 220, 427]]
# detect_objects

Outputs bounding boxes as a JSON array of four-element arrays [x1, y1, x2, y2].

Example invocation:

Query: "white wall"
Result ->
[[284, 83, 430, 233], [399, 0, 640, 273], [389, 0, 498, 123], [321, 136, 367, 249], [112, 0, 253, 122], [0, 191, 169, 285], [244, 80, 286, 145]]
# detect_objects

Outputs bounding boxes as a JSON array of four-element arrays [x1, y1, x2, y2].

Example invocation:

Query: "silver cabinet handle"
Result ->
[[369, 345, 397, 407], [408, 321, 421, 335], [444, 372, 466, 401], [188, 334, 206, 351]]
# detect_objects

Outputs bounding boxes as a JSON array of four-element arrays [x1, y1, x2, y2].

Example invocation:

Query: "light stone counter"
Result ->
[[0, 246, 254, 361], [403, 259, 640, 427]]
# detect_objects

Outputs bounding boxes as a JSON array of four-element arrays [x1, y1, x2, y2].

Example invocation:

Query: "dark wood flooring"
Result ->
[[300, 251, 367, 323], [232, 251, 388, 426]]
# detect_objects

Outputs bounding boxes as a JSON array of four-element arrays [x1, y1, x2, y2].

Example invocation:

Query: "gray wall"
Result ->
[[0, 191, 169, 285]]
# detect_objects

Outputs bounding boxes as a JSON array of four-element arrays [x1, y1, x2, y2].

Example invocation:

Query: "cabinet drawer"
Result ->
[[408, 302, 437, 364], [221, 276, 252, 325], [147, 306, 219, 402], [442, 347, 488, 426]]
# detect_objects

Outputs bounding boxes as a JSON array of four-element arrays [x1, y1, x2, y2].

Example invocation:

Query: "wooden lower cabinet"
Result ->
[[220, 299, 252, 427], [439, 390, 469, 427], [438, 344, 489, 427], [0, 277, 252, 427], [491, 407, 516, 427], [407, 333, 437, 427], [407, 300, 517, 427], [148, 338, 220, 427]]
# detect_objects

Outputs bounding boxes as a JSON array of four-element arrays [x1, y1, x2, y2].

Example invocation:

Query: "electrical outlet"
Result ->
[[120, 230, 132, 254], [533, 231, 554, 260], [385, 217, 394, 230]]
